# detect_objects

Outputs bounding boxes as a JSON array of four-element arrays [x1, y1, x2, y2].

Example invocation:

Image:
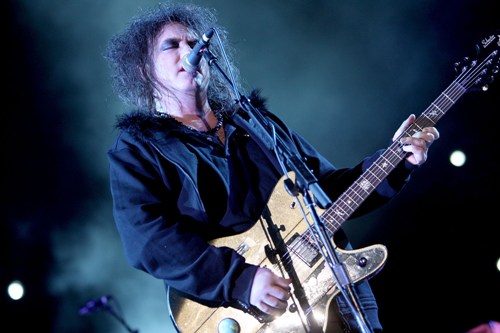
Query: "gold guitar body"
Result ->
[[169, 174, 387, 333]]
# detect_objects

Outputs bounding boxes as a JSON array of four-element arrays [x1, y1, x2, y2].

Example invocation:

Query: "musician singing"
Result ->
[[104, 2, 439, 332]]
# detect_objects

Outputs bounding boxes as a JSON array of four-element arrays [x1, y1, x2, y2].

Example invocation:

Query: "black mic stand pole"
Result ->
[[301, 190, 374, 333], [203, 48, 373, 333]]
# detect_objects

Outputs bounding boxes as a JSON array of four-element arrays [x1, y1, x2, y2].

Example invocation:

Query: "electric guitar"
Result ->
[[168, 32, 499, 333]]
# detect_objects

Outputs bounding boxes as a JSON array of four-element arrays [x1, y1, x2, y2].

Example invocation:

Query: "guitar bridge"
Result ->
[[287, 233, 321, 267]]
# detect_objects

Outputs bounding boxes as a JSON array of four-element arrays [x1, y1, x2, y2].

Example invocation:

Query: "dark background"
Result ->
[[3, 0, 499, 332]]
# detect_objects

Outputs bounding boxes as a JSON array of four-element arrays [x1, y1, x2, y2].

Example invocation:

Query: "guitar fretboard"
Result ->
[[288, 47, 498, 261]]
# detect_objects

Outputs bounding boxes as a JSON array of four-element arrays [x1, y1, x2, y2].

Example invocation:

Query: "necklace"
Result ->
[[153, 110, 223, 136]]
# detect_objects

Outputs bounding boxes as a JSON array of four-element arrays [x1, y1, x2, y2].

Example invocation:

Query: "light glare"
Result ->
[[449, 150, 466, 167], [7, 280, 24, 300]]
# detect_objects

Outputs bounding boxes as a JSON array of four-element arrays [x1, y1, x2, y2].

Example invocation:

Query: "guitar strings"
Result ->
[[274, 50, 497, 290]]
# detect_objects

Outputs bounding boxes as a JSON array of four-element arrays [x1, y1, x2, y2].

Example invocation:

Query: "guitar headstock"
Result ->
[[454, 31, 500, 92]]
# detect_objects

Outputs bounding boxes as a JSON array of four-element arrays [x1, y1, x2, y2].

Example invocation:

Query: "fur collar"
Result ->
[[115, 89, 268, 142]]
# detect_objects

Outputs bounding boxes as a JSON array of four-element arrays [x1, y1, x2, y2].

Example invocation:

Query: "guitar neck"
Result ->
[[321, 52, 494, 234]]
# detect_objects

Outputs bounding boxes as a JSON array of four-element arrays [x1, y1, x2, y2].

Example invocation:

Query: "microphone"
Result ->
[[79, 295, 112, 315], [182, 28, 215, 73]]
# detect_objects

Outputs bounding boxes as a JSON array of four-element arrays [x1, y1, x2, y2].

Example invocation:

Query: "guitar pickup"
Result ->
[[287, 233, 321, 267]]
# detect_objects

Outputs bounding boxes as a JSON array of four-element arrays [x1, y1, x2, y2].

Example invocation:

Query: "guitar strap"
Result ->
[[228, 108, 288, 177]]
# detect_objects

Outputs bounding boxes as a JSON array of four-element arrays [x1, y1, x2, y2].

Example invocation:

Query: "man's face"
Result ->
[[152, 22, 210, 96]]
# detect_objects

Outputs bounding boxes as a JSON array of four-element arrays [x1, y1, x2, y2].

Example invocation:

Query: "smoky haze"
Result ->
[[3, 0, 498, 332]]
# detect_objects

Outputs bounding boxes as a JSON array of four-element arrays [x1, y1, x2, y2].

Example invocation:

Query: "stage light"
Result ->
[[7, 280, 24, 301], [449, 150, 466, 167]]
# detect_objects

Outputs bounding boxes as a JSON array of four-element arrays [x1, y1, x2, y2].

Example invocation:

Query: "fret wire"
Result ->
[[291, 50, 498, 263]]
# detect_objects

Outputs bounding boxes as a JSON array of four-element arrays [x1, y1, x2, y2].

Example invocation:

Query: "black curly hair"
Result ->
[[104, 1, 241, 113]]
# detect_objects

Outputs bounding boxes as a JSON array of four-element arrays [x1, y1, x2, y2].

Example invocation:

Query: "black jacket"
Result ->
[[107, 92, 414, 330]]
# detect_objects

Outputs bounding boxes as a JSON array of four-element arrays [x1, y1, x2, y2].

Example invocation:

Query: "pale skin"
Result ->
[[152, 22, 219, 133], [150, 22, 440, 318]]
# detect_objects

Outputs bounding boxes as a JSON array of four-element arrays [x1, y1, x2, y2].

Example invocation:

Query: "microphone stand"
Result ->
[[203, 46, 373, 333], [79, 296, 139, 333], [101, 304, 139, 333]]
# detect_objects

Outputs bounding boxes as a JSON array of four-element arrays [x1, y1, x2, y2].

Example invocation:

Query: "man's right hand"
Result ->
[[249, 267, 292, 317]]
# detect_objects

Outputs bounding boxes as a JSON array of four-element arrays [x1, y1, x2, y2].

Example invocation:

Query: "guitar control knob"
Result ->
[[358, 257, 367, 267], [218, 317, 241, 333]]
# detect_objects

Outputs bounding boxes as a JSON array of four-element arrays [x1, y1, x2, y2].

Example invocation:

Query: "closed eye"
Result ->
[[161, 41, 179, 51]]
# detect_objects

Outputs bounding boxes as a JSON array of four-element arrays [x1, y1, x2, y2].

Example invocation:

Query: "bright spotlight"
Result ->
[[449, 150, 466, 167], [7, 280, 25, 300]]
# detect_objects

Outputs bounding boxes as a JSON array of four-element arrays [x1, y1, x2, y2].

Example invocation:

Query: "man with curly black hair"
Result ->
[[104, 2, 439, 332]]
